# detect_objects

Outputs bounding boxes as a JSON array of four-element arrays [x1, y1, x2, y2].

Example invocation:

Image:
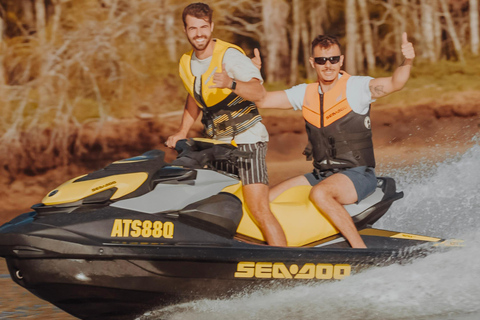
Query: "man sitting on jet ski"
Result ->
[[223, 33, 415, 248], [165, 3, 287, 246]]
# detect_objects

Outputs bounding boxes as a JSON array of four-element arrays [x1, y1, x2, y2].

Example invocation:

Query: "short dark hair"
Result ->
[[311, 35, 342, 55], [182, 3, 213, 27]]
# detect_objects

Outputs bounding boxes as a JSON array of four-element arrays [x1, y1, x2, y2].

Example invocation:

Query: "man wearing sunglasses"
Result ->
[[250, 33, 415, 248]]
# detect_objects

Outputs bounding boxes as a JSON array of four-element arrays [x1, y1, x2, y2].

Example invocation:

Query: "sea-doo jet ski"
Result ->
[[0, 138, 461, 320]]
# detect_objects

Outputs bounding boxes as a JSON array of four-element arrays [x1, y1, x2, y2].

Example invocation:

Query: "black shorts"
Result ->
[[212, 142, 268, 185]]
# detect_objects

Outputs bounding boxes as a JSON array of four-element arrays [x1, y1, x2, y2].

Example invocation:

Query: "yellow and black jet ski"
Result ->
[[0, 138, 461, 320]]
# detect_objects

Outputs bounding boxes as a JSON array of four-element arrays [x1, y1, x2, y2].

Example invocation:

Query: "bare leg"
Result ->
[[269, 175, 310, 202], [243, 183, 287, 247], [309, 173, 367, 248]]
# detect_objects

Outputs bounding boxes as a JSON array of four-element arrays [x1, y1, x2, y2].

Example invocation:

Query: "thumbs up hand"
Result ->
[[251, 48, 262, 70], [210, 63, 234, 89], [401, 32, 415, 61]]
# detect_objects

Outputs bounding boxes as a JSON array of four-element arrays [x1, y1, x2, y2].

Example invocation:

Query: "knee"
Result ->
[[309, 185, 331, 202]]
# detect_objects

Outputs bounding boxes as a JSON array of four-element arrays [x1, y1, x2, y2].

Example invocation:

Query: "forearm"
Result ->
[[255, 91, 294, 109], [230, 78, 266, 103], [390, 59, 413, 91], [178, 96, 200, 134], [369, 60, 413, 99]]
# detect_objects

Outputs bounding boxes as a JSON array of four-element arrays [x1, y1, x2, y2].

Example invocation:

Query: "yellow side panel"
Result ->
[[222, 184, 339, 247], [43, 172, 149, 205], [391, 233, 441, 242], [359, 229, 442, 242]]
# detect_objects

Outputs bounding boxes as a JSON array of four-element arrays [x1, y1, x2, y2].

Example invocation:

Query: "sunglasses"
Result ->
[[313, 56, 341, 65]]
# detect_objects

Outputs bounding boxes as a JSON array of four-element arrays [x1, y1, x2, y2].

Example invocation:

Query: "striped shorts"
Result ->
[[212, 142, 269, 185]]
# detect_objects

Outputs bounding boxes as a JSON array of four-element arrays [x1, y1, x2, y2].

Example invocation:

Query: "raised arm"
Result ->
[[369, 32, 415, 99], [165, 94, 201, 148]]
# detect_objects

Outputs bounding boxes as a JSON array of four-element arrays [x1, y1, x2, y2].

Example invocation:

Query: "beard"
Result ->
[[187, 34, 212, 51]]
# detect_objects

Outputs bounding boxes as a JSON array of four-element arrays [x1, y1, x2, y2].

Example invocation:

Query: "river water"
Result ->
[[1, 142, 479, 319]]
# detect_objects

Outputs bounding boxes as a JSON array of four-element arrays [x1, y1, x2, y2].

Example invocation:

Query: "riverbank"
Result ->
[[0, 97, 478, 225]]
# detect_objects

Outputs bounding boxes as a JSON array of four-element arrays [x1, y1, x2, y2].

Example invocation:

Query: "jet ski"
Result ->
[[0, 138, 461, 320]]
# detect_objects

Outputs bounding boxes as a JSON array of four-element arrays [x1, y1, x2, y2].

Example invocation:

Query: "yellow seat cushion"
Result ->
[[222, 183, 339, 247]]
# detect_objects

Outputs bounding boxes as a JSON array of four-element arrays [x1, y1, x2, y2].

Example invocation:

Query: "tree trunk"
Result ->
[[309, 0, 326, 38], [307, 0, 327, 79], [420, 0, 437, 62], [392, 0, 408, 65], [355, 28, 365, 74], [261, 0, 290, 82], [345, 0, 358, 74], [0, 16, 5, 87], [439, 0, 465, 62], [21, 0, 36, 34], [470, 0, 479, 55], [408, 0, 423, 50], [434, 9, 442, 59], [34, 0, 47, 46], [358, 0, 375, 73], [51, 0, 62, 43], [163, 0, 176, 62], [290, 0, 301, 85], [301, 4, 315, 80]]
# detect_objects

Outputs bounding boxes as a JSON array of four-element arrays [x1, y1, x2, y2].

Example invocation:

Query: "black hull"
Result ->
[[3, 240, 430, 320]]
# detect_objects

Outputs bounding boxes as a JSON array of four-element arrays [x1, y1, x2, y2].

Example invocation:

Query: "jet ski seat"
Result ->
[[222, 183, 339, 247], [222, 178, 401, 247]]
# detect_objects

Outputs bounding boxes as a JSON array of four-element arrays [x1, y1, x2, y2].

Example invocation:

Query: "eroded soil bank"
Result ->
[[0, 101, 478, 225]]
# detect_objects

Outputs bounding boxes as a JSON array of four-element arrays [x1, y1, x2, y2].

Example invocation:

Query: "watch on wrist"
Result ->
[[230, 80, 237, 90]]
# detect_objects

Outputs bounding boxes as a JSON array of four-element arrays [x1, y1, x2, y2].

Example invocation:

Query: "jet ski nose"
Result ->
[[0, 212, 37, 233]]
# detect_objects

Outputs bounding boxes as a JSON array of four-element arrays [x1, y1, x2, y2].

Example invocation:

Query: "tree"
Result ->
[[261, 0, 289, 82], [290, 0, 301, 85], [421, 0, 437, 62], [0, 14, 5, 87], [439, 0, 465, 62], [470, 0, 479, 55], [345, 0, 358, 74], [34, 0, 46, 45], [161, 0, 177, 62], [358, 0, 375, 72]]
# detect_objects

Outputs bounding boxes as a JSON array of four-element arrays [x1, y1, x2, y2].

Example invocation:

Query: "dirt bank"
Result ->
[[0, 99, 478, 225]]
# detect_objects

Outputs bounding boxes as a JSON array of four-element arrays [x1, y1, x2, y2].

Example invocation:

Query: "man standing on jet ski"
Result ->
[[165, 3, 287, 246], [250, 34, 415, 248]]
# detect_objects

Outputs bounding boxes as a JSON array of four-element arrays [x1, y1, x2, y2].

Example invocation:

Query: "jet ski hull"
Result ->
[[3, 244, 428, 320]]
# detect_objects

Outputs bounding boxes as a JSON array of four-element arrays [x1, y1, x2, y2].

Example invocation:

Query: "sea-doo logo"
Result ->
[[234, 262, 351, 280], [92, 180, 117, 192], [326, 106, 348, 120], [110, 219, 174, 239]]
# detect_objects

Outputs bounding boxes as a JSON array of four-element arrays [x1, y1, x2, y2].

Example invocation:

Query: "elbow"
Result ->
[[392, 82, 407, 92], [252, 86, 267, 107]]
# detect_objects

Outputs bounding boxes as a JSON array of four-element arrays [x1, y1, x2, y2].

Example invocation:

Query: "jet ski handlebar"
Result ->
[[171, 138, 252, 169]]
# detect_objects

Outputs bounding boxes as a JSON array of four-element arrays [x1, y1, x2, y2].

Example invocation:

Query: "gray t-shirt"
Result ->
[[284, 74, 375, 115], [191, 47, 268, 143]]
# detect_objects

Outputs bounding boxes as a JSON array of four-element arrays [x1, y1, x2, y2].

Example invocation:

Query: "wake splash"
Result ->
[[376, 140, 480, 239], [140, 143, 480, 320]]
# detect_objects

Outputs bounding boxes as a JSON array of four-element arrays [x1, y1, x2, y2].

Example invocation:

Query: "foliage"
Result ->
[[0, 0, 478, 177], [0, 0, 191, 175]]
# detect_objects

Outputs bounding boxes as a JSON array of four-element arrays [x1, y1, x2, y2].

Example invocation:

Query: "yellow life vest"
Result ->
[[178, 39, 261, 138]]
